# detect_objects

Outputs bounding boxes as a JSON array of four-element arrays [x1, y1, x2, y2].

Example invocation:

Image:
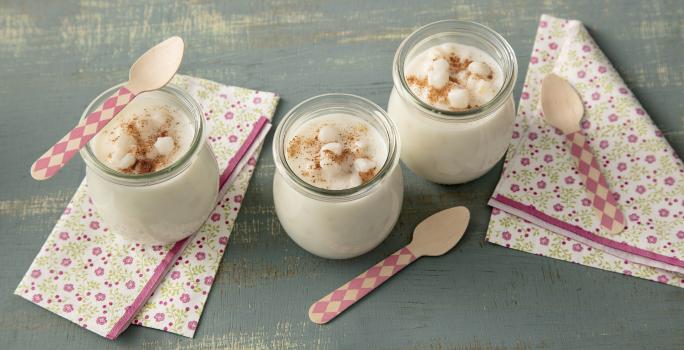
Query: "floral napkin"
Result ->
[[486, 15, 684, 287], [15, 74, 279, 338]]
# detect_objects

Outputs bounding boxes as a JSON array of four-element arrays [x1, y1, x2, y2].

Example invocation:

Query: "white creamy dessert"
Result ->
[[404, 43, 504, 111], [91, 93, 194, 174], [82, 87, 219, 244], [272, 94, 403, 259], [285, 114, 387, 190], [388, 21, 517, 184]]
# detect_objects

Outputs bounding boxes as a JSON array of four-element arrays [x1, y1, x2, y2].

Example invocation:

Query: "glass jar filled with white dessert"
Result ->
[[388, 20, 517, 184], [272, 94, 403, 259], [80, 84, 219, 244]]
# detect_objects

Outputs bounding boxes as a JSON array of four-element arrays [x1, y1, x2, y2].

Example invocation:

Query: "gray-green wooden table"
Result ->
[[2, 1, 683, 349]]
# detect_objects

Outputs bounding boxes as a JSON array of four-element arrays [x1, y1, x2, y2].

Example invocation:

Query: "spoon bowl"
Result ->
[[540, 73, 584, 134], [127, 36, 185, 94], [408, 206, 471, 257]]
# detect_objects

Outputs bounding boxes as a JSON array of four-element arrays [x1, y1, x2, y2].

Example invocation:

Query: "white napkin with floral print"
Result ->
[[487, 15, 684, 287], [15, 74, 279, 338]]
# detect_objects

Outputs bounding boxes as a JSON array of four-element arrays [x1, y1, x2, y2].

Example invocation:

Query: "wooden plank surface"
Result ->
[[1, 0, 683, 349]]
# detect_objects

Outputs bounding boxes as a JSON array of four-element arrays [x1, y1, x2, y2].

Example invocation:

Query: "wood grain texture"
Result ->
[[1, 0, 683, 349]]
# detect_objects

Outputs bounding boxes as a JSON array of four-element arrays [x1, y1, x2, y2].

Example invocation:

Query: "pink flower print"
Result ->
[[599, 140, 609, 149], [228, 135, 238, 143], [195, 252, 206, 261], [122, 256, 133, 265], [612, 192, 620, 201], [657, 275, 669, 284], [89, 221, 100, 230], [63, 304, 74, 313], [627, 134, 638, 143], [253, 96, 262, 104], [204, 276, 214, 286], [582, 45, 591, 52], [619, 87, 628, 95], [581, 120, 591, 129], [180, 293, 191, 303], [664, 177, 675, 186], [591, 92, 600, 101], [154, 313, 165, 322], [539, 237, 550, 246], [170, 271, 181, 280], [188, 320, 198, 330], [248, 157, 257, 166], [94, 267, 104, 276], [520, 158, 530, 166], [61, 258, 71, 267], [635, 108, 645, 116], [92, 247, 102, 256], [512, 131, 520, 139], [553, 203, 564, 212], [598, 66, 607, 74], [564, 176, 575, 185], [224, 111, 234, 120], [59, 231, 70, 240], [152, 245, 163, 251], [544, 154, 553, 163], [623, 270, 632, 275], [581, 198, 592, 207], [233, 194, 243, 203], [64, 284, 74, 292], [502, 231, 512, 241], [31, 269, 41, 278], [577, 70, 586, 78], [677, 231, 684, 239], [95, 293, 106, 301], [96, 316, 107, 325], [211, 213, 221, 222], [629, 213, 639, 222], [659, 209, 669, 217], [549, 42, 558, 50], [540, 20, 548, 28], [572, 243, 583, 252], [530, 56, 538, 64], [521, 92, 529, 100], [126, 280, 136, 289], [510, 184, 520, 192], [528, 132, 538, 141], [617, 162, 627, 172], [646, 236, 657, 244], [608, 114, 618, 122], [32, 294, 43, 303], [63, 207, 71, 215], [645, 155, 656, 163], [537, 180, 546, 189], [219, 236, 229, 245]]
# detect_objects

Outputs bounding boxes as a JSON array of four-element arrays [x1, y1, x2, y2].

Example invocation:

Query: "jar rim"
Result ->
[[272, 93, 400, 201], [392, 20, 518, 122], [80, 83, 205, 186]]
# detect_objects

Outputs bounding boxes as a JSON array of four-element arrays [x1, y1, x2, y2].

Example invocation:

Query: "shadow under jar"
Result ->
[[388, 20, 518, 184], [273, 94, 404, 259], [80, 84, 219, 244]]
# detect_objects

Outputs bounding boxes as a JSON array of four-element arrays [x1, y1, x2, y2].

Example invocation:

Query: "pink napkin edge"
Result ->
[[105, 116, 272, 339], [486, 15, 684, 275]]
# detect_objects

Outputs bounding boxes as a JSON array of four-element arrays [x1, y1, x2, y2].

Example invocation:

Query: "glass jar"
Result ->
[[80, 84, 219, 244], [272, 94, 403, 259], [388, 20, 517, 184]]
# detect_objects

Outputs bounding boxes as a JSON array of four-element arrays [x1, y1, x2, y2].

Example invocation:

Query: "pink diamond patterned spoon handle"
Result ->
[[31, 87, 136, 180], [308, 206, 470, 325], [30, 36, 184, 180], [308, 247, 418, 324], [567, 131, 626, 234]]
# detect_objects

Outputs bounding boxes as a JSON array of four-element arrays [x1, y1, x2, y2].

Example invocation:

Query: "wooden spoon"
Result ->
[[308, 206, 470, 324], [541, 73, 625, 234], [30, 36, 185, 180]]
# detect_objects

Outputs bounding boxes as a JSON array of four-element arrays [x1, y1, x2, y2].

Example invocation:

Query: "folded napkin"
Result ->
[[15, 74, 279, 338], [487, 15, 684, 286]]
